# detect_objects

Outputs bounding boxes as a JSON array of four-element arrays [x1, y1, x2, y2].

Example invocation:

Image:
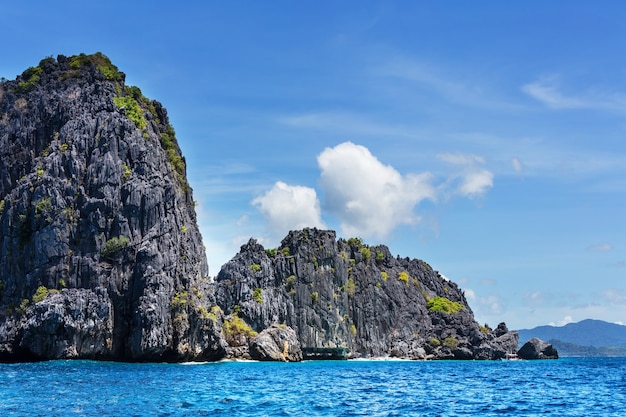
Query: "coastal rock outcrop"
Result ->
[[1, 54, 519, 363], [214, 229, 519, 360], [249, 324, 302, 362], [517, 338, 559, 360], [0, 53, 215, 361]]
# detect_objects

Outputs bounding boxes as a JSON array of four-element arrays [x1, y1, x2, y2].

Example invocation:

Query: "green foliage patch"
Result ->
[[16, 66, 42, 93], [360, 246, 371, 262], [101, 236, 129, 260], [113, 93, 147, 130], [171, 291, 189, 309], [347, 277, 355, 295], [443, 337, 459, 350], [253, 288, 263, 304], [32, 286, 49, 304], [427, 296, 464, 314], [34, 198, 51, 218], [222, 316, 257, 344], [397, 271, 409, 284], [69, 52, 122, 81]]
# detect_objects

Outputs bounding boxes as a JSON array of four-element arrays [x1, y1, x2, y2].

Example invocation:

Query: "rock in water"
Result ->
[[518, 338, 559, 360], [1, 54, 519, 363], [249, 324, 302, 362], [0, 53, 219, 362], [215, 229, 519, 360]]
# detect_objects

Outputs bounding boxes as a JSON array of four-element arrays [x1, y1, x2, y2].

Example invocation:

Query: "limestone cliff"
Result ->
[[215, 229, 518, 360], [1, 54, 517, 362], [0, 53, 223, 361]]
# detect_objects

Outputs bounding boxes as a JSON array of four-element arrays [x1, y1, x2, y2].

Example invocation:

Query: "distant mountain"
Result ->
[[546, 340, 626, 357], [518, 319, 626, 348]]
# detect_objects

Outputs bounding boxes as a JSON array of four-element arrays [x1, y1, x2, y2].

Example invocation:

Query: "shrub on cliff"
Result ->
[[101, 237, 130, 260], [427, 296, 464, 314]]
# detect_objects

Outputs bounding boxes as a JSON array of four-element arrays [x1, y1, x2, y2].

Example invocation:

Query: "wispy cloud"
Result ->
[[522, 76, 626, 113], [375, 58, 522, 111], [437, 152, 494, 198], [587, 243, 613, 252], [278, 111, 421, 139], [603, 288, 626, 305], [511, 157, 524, 175], [524, 291, 545, 307]]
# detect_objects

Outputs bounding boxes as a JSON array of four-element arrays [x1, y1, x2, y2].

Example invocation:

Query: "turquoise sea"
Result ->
[[1, 357, 624, 416]]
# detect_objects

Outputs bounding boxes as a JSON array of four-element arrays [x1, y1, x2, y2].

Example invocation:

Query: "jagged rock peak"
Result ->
[[215, 227, 519, 360], [0, 53, 213, 362]]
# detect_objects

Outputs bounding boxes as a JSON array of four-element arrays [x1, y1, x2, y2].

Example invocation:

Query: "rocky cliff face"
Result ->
[[0, 53, 222, 361], [215, 229, 518, 360], [0, 54, 517, 362]]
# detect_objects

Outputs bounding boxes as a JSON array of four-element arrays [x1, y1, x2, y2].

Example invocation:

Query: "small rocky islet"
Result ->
[[0, 53, 554, 362]]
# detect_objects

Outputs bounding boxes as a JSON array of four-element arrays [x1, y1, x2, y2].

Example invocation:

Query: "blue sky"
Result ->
[[2, 1, 625, 330]]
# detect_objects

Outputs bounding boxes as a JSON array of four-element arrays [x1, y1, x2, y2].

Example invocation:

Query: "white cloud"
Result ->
[[522, 76, 626, 113], [587, 243, 613, 252], [522, 79, 586, 109], [511, 157, 524, 174], [464, 288, 476, 302], [438, 152, 494, 198], [480, 294, 504, 315], [603, 288, 626, 305], [252, 181, 326, 240], [549, 315, 574, 327], [524, 291, 544, 307], [317, 142, 435, 238]]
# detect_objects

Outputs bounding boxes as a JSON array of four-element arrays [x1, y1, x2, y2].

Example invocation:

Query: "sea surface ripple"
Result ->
[[0, 357, 624, 416]]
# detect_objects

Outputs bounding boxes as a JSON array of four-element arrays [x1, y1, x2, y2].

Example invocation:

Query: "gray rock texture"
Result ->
[[517, 337, 559, 360], [1, 54, 518, 362], [249, 324, 302, 362], [0, 53, 216, 361], [215, 229, 519, 360]]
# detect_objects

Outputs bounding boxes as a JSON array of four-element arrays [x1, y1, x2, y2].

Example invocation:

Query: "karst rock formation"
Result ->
[[0, 53, 518, 362]]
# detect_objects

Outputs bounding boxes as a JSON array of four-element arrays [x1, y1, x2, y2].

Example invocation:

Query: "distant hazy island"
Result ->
[[518, 319, 626, 357]]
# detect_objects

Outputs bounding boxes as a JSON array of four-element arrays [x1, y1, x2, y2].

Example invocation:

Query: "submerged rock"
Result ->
[[518, 338, 559, 360]]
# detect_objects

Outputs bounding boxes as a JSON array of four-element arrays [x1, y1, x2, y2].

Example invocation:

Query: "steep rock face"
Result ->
[[0, 53, 217, 361], [215, 228, 518, 360]]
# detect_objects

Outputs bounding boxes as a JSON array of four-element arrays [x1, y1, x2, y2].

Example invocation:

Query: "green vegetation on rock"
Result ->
[[32, 286, 49, 304], [444, 337, 459, 350], [101, 236, 129, 260], [427, 296, 464, 314], [113, 92, 147, 130], [253, 288, 263, 304], [397, 271, 409, 284], [222, 316, 257, 344], [16, 66, 42, 93]]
